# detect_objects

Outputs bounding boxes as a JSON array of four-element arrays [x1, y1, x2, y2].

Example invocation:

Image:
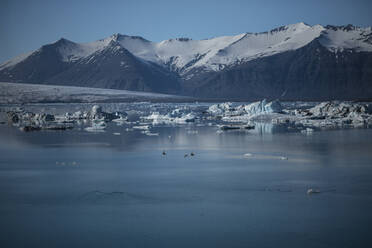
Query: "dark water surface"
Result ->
[[0, 108, 372, 247]]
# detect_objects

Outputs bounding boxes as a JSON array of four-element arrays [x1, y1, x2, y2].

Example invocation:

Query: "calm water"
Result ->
[[1, 104, 372, 248]]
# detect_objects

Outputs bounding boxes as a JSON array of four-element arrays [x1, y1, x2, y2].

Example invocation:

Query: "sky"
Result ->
[[1, 0, 371, 63]]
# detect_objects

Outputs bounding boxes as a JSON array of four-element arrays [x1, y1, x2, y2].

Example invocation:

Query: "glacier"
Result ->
[[0, 82, 188, 104]]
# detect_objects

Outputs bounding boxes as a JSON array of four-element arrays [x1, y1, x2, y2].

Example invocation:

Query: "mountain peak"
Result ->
[[291, 22, 311, 28], [285, 22, 313, 31], [55, 37, 75, 45], [110, 33, 124, 41]]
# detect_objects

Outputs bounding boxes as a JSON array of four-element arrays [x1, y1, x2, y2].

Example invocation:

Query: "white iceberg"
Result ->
[[243, 99, 282, 116], [144, 112, 196, 125], [207, 102, 233, 115], [84, 121, 107, 132]]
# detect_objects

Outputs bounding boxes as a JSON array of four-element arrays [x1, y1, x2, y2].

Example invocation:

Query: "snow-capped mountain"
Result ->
[[117, 22, 327, 75], [1, 23, 372, 100]]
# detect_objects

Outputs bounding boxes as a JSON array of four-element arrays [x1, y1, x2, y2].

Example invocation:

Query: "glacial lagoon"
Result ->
[[1, 102, 372, 248]]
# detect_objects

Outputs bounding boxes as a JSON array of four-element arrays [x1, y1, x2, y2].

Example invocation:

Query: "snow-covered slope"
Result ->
[[319, 25, 372, 52], [0, 51, 33, 70], [1, 22, 371, 78], [115, 23, 326, 74], [201, 23, 325, 71], [56, 37, 114, 62], [122, 34, 248, 73]]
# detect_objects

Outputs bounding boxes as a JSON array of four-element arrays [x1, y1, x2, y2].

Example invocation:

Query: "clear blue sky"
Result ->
[[1, 0, 371, 63]]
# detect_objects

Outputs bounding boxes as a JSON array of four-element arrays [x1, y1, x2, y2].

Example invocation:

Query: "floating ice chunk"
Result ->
[[144, 112, 172, 124], [91, 105, 102, 116], [207, 102, 232, 114], [173, 113, 196, 123], [133, 125, 150, 130], [85, 105, 125, 121], [307, 188, 320, 194], [296, 101, 372, 130], [244, 99, 282, 116], [264, 100, 283, 113], [84, 121, 106, 132], [145, 112, 196, 125], [113, 132, 121, 135], [309, 102, 371, 119], [144, 131, 159, 136], [147, 112, 173, 125], [243, 100, 267, 115], [219, 125, 241, 130], [171, 108, 182, 115]]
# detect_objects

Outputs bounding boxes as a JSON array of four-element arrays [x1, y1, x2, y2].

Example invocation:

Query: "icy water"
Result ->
[[1, 103, 372, 248]]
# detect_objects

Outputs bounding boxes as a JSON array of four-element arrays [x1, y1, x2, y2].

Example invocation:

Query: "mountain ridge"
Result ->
[[1, 23, 372, 100]]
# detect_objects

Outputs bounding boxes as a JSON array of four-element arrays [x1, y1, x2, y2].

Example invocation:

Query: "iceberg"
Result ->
[[208, 100, 282, 119], [84, 121, 107, 132], [207, 102, 233, 115], [144, 112, 196, 125], [243, 99, 282, 116]]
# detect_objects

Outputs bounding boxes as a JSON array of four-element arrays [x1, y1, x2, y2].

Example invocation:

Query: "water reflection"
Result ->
[[1, 121, 372, 168], [1, 103, 372, 248]]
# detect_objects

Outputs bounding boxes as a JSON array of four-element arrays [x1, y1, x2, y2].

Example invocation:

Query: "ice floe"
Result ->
[[3, 100, 372, 135], [207, 100, 372, 132], [84, 121, 107, 132]]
